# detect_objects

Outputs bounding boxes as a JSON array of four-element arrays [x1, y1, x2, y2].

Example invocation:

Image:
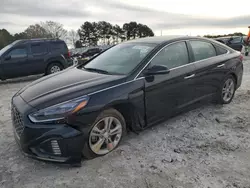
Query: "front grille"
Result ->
[[11, 105, 24, 138]]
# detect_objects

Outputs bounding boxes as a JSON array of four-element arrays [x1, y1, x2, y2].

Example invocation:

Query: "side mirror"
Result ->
[[144, 65, 170, 76], [4, 55, 11, 61]]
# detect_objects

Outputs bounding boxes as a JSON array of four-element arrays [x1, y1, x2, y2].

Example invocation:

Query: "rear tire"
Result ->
[[82, 108, 126, 160], [216, 75, 236, 104], [46, 63, 63, 75]]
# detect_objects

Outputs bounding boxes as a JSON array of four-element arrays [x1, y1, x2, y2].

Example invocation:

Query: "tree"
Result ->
[[13, 32, 27, 40], [0, 29, 13, 49], [67, 30, 79, 48], [112, 24, 125, 44], [123, 23, 131, 40], [41, 21, 67, 39], [129, 22, 138, 39], [75, 40, 82, 48], [137, 24, 154, 38], [97, 21, 113, 45], [24, 24, 50, 39], [78, 22, 99, 46]]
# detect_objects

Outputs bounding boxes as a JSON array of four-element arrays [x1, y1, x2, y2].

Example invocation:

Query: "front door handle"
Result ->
[[217, 64, 225, 68], [184, 74, 195, 79]]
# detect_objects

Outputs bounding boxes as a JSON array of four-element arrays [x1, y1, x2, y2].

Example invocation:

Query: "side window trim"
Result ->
[[135, 39, 231, 79], [134, 40, 191, 79]]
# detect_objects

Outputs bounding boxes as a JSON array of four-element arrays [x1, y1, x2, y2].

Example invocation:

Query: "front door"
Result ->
[[143, 41, 197, 126], [1, 45, 29, 79]]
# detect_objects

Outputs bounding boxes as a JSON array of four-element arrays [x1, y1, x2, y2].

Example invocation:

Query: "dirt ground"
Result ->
[[1, 57, 250, 188]]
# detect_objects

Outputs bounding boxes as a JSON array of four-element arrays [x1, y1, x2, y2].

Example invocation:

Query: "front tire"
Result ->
[[82, 108, 126, 159], [217, 75, 236, 104]]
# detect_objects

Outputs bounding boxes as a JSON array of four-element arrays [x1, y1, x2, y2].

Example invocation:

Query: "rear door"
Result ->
[[188, 40, 229, 101], [1, 45, 29, 78], [28, 42, 48, 74], [144, 41, 197, 126]]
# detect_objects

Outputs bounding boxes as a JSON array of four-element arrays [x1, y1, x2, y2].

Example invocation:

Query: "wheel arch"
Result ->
[[45, 61, 64, 73], [103, 101, 145, 132], [228, 72, 237, 86]]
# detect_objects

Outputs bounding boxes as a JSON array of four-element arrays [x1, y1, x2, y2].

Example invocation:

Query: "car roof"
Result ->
[[215, 36, 242, 40], [124, 35, 205, 45], [15, 38, 65, 45]]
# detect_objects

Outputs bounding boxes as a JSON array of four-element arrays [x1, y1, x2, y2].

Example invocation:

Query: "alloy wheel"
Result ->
[[222, 78, 235, 102], [89, 117, 123, 155], [50, 65, 61, 73]]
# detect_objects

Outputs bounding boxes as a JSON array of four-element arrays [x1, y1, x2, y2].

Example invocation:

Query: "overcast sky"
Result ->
[[1, 0, 250, 36]]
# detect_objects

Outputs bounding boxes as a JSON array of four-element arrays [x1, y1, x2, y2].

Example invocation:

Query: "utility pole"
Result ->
[[161, 30, 162, 36]]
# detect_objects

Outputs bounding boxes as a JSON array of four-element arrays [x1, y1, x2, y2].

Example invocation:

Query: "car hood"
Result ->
[[17, 67, 126, 109]]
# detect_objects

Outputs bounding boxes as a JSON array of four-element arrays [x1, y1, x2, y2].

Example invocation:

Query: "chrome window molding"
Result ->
[[88, 39, 233, 96], [134, 40, 231, 79]]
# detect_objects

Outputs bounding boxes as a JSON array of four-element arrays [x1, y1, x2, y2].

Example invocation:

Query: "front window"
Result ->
[[150, 42, 189, 69], [7, 47, 27, 59], [0, 43, 14, 56], [83, 43, 156, 75]]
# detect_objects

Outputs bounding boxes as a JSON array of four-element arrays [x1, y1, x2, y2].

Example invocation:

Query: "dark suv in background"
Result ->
[[214, 36, 244, 52], [0, 39, 72, 80], [81, 47, 102, 58]]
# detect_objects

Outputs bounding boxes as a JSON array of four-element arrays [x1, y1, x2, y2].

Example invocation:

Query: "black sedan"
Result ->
[[11, 36, 243, 165]]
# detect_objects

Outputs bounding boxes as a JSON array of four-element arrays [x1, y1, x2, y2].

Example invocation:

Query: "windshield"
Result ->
[[0, 43, 14, 56], [83, 43, 156, 75]]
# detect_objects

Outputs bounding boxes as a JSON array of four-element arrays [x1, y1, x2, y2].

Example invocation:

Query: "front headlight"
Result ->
[[28, 96, 89, 123]]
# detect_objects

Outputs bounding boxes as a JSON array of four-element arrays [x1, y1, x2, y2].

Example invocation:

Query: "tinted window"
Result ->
[[150, 42, 189, 69], [50, 42, 67, 52], [84, 43, 156, 75], [88, 48, 100, 53], [190, 41, 216, 61], [215, 46, 228, 55], [31, 43, 47, 55], [7, 47, 27, 59], [230, 37, 242, 44]]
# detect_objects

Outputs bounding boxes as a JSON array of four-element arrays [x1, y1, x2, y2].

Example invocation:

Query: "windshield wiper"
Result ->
[[83, 67, 110, 74]]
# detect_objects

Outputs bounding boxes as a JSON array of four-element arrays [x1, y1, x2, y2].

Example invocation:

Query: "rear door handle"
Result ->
[[184, 74, 195, 79], [217, 64, 225, 68]]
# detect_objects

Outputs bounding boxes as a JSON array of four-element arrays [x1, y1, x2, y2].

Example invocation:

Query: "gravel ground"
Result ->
[[1, 57, 250, 188]]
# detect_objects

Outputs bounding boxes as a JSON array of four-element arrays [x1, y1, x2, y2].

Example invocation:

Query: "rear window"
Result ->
[[50, 42, 67, 52], [215, 45, 228, 55], [230, 37, 242, 44]]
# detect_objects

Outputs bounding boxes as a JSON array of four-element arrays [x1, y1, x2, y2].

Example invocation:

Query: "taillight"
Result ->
[[240, 54, 243, 61], [68, 51, 71, 57]]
